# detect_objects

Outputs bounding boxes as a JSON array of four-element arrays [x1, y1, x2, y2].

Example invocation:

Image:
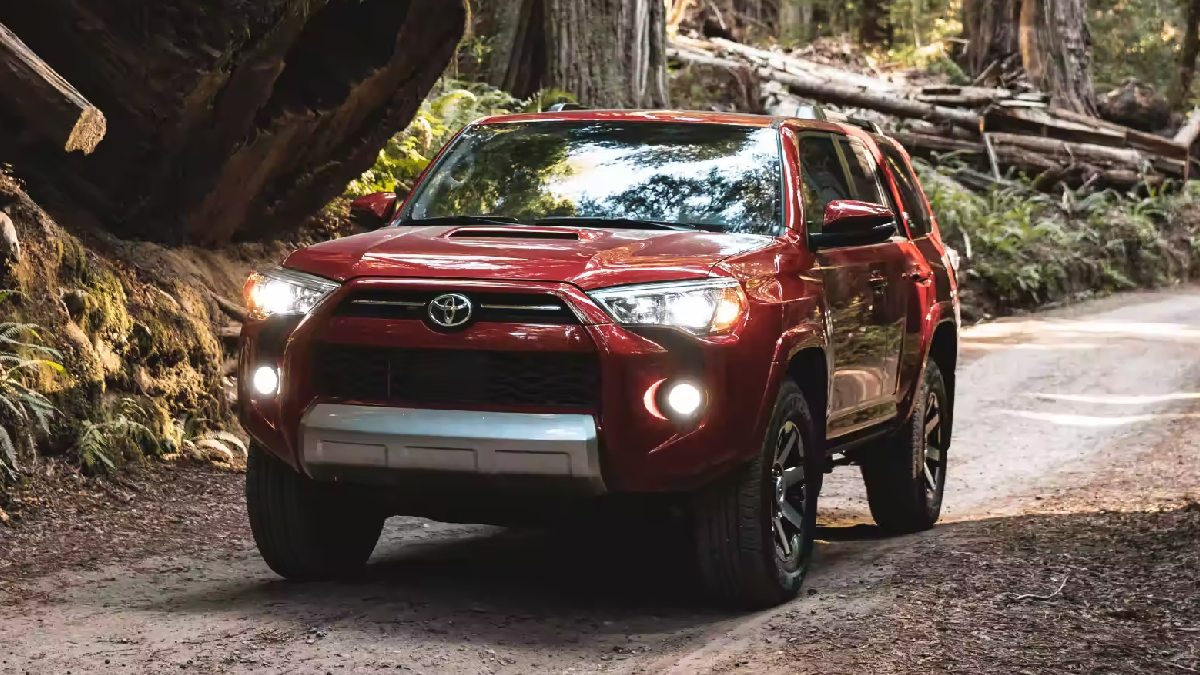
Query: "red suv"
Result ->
[[239, 110, 959, 608]]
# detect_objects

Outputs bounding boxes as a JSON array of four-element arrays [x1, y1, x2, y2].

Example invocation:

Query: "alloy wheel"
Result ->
[[922, 390, 945, 495], [770, 420, 808, 566]]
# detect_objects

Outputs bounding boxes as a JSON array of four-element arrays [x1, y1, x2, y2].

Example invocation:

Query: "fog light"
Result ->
[[252, 366, 279, 396], [665, 382, 704, 417]]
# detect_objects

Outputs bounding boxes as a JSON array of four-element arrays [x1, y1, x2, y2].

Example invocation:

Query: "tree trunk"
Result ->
[[962, 0, 1023, 76], [1175, 0, 1200, 108], [1019, 0, 1096, 114], [964, 0, 1095, 114], [489, 0, 669, 108], [859, 0, 889, 45], [0, 0, 466, 245]]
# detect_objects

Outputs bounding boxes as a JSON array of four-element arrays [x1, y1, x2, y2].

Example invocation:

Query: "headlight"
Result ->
[[243, 267, 340, 320], [588, 278, 747, 335]]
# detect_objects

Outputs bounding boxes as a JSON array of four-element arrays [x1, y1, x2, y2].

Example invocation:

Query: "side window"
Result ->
[[797, 134, 851, 233], [879, 144, 933, 237], [839, 138, 886, 205]]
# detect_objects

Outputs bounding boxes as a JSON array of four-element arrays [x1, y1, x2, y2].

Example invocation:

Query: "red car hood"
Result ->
[[283, 225, 773, 290]]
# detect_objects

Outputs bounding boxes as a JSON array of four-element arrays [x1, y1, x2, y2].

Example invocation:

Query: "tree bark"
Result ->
[[0, 0, 466, 244], [962, 0, 1022, 76], [544, 0, 669, 108], [486, 0, 669, 108], [1019, 0, 1096, 114], [1175, 0, 1200, 108], [964, 0, 1096, 114]]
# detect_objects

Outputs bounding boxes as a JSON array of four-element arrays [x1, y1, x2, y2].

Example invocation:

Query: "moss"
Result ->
[[77, 269, 135, 344]]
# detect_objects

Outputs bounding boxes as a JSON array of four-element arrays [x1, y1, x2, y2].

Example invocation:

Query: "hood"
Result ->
[[283, 224, 773, 290]]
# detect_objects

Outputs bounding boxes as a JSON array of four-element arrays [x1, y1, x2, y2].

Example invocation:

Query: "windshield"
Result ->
[[402, 121, 783, 235]]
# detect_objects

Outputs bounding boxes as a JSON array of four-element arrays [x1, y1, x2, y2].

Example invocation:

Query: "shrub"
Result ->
[[916, 161, 1200, 316]]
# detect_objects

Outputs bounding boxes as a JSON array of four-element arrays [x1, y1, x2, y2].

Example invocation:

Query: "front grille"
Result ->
[[334, 290, 577, 324], [313, 345, 599, 409]]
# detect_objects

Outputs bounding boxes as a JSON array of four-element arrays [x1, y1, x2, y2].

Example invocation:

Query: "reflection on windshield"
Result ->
[[404, 121, 782, 235]]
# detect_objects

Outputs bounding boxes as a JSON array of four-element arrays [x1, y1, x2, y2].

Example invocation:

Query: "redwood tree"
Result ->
[[963, 0, 1097, 114], [486, 0, 669, 109]]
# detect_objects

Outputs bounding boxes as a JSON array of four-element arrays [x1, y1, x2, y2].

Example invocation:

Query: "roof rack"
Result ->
[[547, 102, 585, 112], [793, 103, 828, 121], [805, 106, 889, 136], [846, 117, 885, 135]]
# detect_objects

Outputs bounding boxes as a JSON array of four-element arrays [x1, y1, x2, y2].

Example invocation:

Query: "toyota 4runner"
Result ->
[[239, 110, 960, 608]]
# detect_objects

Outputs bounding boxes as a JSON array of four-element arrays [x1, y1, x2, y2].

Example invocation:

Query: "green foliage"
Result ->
[[0, 291, 63, 479], [884, 0, 962, 50], [344, 80, 576, 199], [1090, 0, 1185, 98], [73, 398, 159, 474], [916, 161, 1200, 316]]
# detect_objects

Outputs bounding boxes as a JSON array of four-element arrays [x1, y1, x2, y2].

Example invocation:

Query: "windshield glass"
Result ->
[[402, 121, 783, 235]]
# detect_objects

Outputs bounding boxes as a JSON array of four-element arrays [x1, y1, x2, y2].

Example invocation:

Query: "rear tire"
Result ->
[[246, 443, 384, 581], [861, 360, 949, 534], [691, 380, 823, 608]]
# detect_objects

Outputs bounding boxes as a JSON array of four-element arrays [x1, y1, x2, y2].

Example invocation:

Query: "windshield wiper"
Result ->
[[399, 214, 527, 226], [533, 216, 723, 232]]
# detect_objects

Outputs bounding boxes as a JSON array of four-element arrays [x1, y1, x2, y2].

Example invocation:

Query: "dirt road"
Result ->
[[2, 288, 1198, 674]]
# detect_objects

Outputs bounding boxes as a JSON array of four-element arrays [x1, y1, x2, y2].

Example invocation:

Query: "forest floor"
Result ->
[[1, 287, 1199, 674]]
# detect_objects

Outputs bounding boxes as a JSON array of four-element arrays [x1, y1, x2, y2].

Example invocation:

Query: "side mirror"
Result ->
[[349, 192, 399, 229], [808, 200, 897, 250]]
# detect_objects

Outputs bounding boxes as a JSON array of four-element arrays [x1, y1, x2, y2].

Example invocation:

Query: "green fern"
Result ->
[[0, 298, 63, 479], [73, 398, 159, 474], [165, 414, 247, 463]]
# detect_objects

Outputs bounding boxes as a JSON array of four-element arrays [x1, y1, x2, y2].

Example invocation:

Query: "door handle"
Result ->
[[903, 268, 932, 284]]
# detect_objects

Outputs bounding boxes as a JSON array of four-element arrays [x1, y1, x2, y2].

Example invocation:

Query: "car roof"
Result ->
[[475, 108, 847, 132]]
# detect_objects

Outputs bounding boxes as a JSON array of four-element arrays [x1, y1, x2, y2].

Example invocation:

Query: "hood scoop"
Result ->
[[447, 227, 580, 241]]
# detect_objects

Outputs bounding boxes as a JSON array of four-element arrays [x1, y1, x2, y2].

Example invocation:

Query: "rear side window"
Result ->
[[797, 135, 851, 233], [839, 138, 886, 205], [879, 144, 933, 237]]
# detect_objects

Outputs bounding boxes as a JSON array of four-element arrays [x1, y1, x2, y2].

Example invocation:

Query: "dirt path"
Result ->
[[2, 288, 1199, 674]]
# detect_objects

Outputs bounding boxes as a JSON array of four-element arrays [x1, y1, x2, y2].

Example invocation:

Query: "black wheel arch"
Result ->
[[786, 346, 829, 450]]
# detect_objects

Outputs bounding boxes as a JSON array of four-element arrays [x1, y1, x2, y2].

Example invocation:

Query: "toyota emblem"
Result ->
[[427, 293, 473, 328]]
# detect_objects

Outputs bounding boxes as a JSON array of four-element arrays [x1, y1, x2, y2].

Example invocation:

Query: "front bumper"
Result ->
[[239, 276, 782, 494], [301, 404, 604, 493]]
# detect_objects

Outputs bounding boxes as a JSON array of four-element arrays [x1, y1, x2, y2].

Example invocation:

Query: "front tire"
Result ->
[[692, 380, 823, 608], [246, 443, 384, 581], [861, 360, 950, 534]]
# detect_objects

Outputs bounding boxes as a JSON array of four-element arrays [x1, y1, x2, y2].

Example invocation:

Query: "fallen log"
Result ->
[[987, 132, 1185, 177], [1175, 107, 1200, 148], [984, 107, 1189, 163], [670, 33, 1191, 188], [678, 35, 896, 94], [893, 131, 1163, 189], [0, 22, 105, 154], [668, 45, 980, 130]]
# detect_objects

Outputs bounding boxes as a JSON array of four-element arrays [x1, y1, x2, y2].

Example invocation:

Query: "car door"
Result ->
[[837, 136, 911, 409], [796, 133, 905, 437], [876, 140, 942, 405]]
